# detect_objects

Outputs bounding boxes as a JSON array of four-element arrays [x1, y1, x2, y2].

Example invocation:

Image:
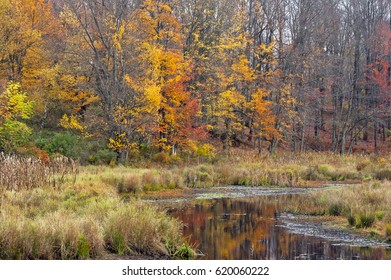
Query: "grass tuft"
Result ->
[[355, 213, 376, 228]]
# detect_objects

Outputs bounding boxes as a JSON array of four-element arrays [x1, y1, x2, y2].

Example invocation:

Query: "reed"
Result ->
[[0, 153, 79, 192]]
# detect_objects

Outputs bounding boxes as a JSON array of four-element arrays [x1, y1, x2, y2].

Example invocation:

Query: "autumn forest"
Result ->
[[2, 0, 391, 262], [1, 0, 391, 161]]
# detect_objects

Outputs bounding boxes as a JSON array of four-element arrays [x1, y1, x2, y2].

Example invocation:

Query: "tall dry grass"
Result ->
[[83, 151, 382, 191], [0, 186, 186, 259], [0, 153, 79, 192]]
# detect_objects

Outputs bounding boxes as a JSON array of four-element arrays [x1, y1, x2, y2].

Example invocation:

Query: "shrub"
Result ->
[[89, 149, 118, 165], [304, 167, 323, 181], [142, 171, 160, 191], [0, 120, 32, 153], [159, 172, 183, 189], [183, 168, 197, 188], [35, 132, 81, 159]]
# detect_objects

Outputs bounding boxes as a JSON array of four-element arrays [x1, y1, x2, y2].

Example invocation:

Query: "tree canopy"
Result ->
[[1, 0, 391, 160]]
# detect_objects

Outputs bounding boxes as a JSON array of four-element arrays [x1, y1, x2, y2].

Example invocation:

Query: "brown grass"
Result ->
[[0, 153, 79, 192], [0, 211, 104, 259], [104, 202, 182, 256], [0, 186, 186, 259], [75, 151, 391, 192]]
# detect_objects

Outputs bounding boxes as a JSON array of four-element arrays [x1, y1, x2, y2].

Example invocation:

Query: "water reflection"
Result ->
[[170, 196, 391, 260]]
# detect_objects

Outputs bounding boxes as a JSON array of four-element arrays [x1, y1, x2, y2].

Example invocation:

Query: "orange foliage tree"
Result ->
[[125, 0, 205, 155]]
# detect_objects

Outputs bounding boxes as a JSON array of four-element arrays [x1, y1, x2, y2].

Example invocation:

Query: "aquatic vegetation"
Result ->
[[284, 181, 391, 240]]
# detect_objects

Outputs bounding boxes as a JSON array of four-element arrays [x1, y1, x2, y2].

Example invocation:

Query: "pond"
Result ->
[[162, 186, 391, 260]]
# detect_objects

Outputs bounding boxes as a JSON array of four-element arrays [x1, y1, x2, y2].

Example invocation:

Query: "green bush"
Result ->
[[35, 131, 81, 159], [174, 243, 196, 260], [0, 120, 32, 153], [89, 149, 118, 165]]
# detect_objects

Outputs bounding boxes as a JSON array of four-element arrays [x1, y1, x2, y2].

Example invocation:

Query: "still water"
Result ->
[[166, 188, 391, 260]]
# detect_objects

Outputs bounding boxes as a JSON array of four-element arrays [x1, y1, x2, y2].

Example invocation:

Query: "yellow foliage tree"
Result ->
[[125, 0, 199, 154]]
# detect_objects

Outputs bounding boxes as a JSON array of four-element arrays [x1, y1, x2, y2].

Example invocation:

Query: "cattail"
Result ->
[[0, 153, 79, 192]]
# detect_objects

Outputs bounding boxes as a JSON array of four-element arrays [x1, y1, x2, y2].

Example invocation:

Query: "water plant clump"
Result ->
[[327, 203, 345, 216], [173, 243, 196, 260], [355, 213, 376, 229]]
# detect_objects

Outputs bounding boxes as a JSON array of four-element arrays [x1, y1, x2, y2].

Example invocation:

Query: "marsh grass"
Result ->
[[384, 223, 391, 240], [355, 213, 376, 228], [104, 202, 182, 256], [3, 151, 391, 258], [284, 181, 391, 239], [0, 182, 186, 259], [0, 211, 104, 259], [327, 203, 345, 216], [173, 242, 196, 260], [75, 151, 391, 192]]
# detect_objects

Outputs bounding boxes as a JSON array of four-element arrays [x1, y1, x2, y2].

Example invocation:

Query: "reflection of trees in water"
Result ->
[[172, 197, 391, 260]]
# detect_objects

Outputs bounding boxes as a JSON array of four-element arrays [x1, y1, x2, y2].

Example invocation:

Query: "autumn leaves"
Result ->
[[3, 0, 390, 159]]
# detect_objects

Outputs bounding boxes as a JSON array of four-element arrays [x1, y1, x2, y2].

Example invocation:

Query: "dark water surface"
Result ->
[[166, 188, 391, 260]]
